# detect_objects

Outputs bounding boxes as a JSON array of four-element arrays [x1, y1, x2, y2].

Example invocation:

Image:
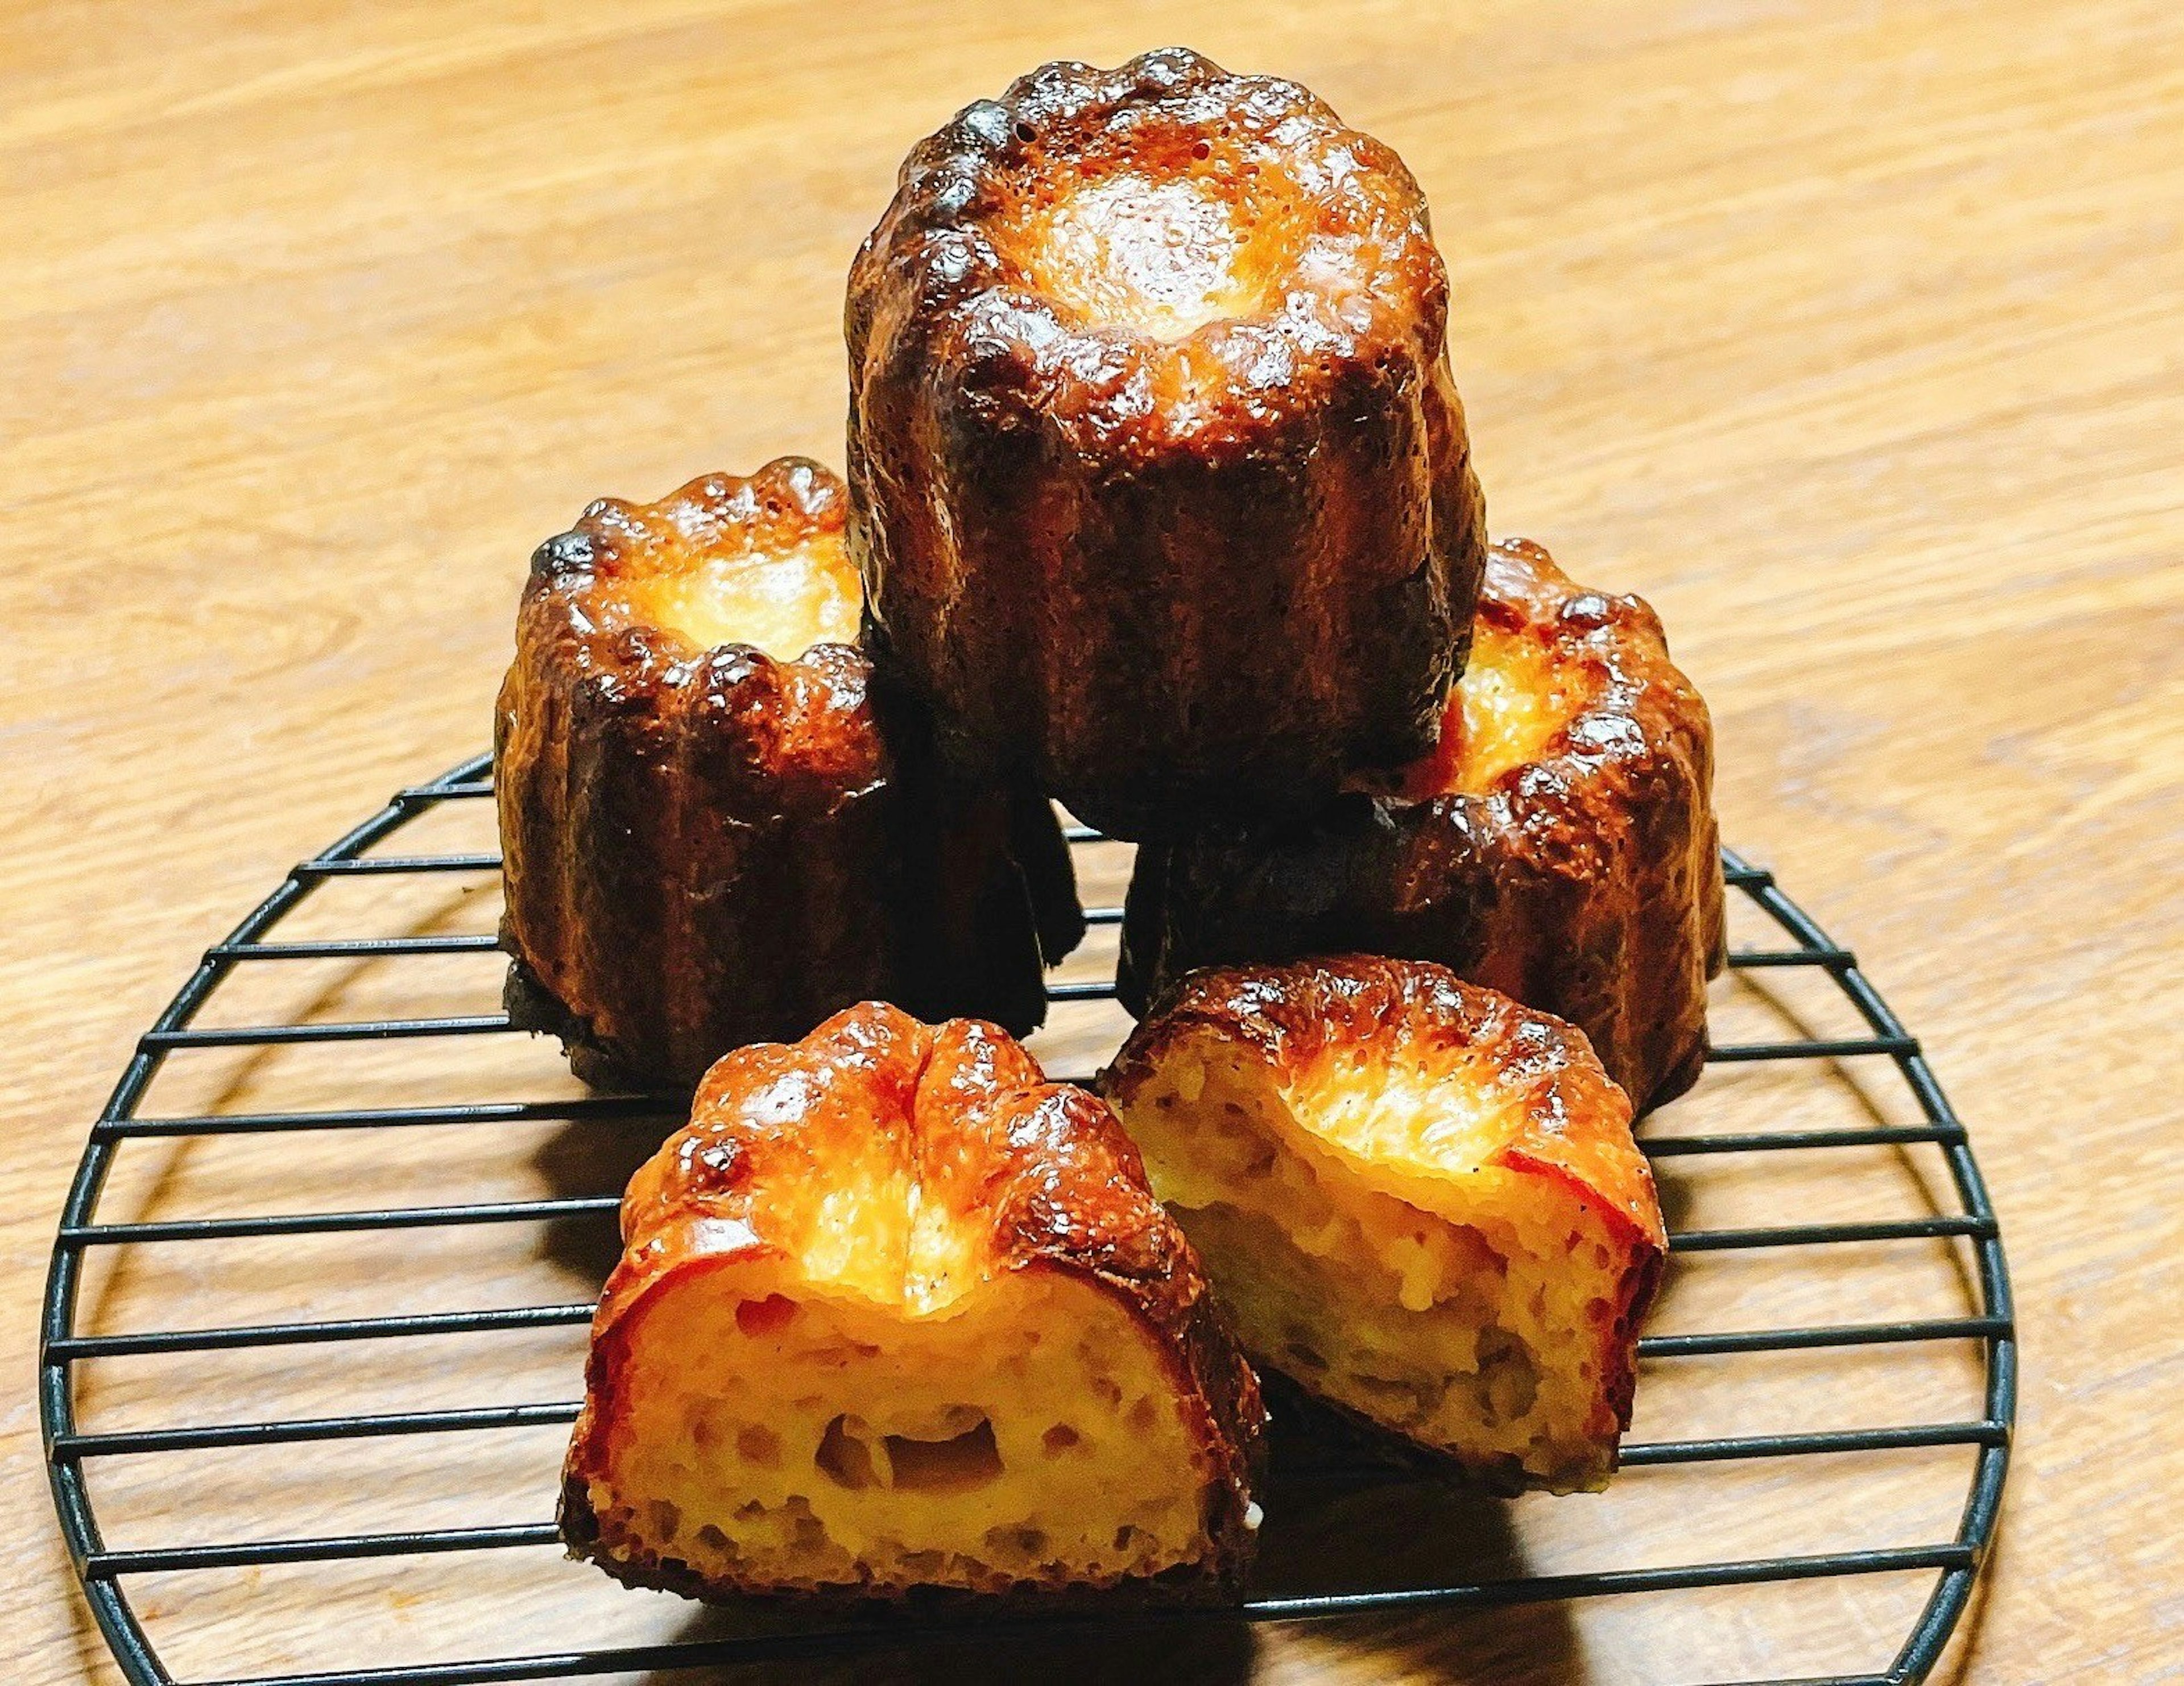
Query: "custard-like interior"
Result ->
[[585, 1263, 1217, 1594], [618, 531, 859, 661], [1003, 145, 1310, 340], [1449, 623, 1582, 795], [1373, 621, 1588, 803], [1112, 1036, 1633, 1491]]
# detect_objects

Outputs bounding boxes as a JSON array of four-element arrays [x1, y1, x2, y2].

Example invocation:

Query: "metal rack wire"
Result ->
[[42, 751, 2014, 1686]]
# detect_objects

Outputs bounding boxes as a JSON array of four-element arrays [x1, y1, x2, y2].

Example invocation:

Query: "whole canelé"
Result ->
[[846, 48, 1488, 841], [495, 458, 1082, 1094], [1119, 539, 1725, 1111]]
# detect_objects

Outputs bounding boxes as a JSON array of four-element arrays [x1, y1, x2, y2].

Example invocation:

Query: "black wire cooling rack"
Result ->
[[42, 751, 2015, 1686]]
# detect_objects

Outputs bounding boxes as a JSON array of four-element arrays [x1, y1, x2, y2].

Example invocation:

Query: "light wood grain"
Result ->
[[5, 2, 2179, 1681]]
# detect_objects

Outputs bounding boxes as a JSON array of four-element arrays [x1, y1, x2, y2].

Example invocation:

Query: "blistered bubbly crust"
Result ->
[[1101, 956, 1665, 1491], [846, 47, 1487, 839], [1120, 538, 1725, 1109], [495, 460, 1081, 1092], [561, 1003, 1265, 1602]]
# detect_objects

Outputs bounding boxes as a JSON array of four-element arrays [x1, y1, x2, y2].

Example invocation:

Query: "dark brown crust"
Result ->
[[1118, 539, 1726, 1110], [1099, 956, 1665, 1481], [561, 1003, 1266, 1603], [495, 459, 1082, 1094], [1254, 1370, 1521, 1495], [846, 48, 1487, 840], [556, 1476, 1248, 1613]]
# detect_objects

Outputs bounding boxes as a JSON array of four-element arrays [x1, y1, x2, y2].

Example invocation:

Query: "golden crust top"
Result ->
[[1104, 955, 1666, 1253], [610, 1005, 1188, 1316], [847, 47, 1450, 460], [507, 458, 882, 805], [1375, 538, 1709, 807], [541, 456, 858, 662]]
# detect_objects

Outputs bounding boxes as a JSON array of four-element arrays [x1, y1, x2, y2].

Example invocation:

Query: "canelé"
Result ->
[[495, 458, 1081, 1094], [561, 1003, 1265, 1601], [1120, 538, 1724, 1110], [846, 47, 1488, 840], [1101, 956, 1665, 1493]]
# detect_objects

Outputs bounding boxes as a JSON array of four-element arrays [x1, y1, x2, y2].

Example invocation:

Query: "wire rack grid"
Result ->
[[41, 750, 2015, 1686]]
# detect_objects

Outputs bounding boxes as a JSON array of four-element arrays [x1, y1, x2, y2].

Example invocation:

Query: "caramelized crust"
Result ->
[[1120, 539, 1726, 1110], [562, 1004, 1265, 1602], [1101, 957, 1665, 1491], [846, 48, 1487, 840], [495, 459, 1082, 1093]]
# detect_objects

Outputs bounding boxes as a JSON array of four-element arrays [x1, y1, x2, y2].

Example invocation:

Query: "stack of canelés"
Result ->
[[497, 50, 1724, 1607]]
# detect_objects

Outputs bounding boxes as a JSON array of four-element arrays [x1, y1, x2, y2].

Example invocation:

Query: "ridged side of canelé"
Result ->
[[495, 459, 1081, 1094], [560, 1005, 1265, 1603], [846, 47, 1486, 840], [871, 676, 1087, 1038], [1119, 539, 1725, 1111]]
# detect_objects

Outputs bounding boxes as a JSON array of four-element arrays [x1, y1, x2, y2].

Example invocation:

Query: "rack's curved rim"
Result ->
[[40, 752, 2016, 1686]]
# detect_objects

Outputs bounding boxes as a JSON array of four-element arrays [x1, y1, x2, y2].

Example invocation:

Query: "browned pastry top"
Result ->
[[1369, 538, 1709, 810], [512, 457, 879, 807], [1105, 954, 1666, 1253], [847, 46, 1450, 460], [611, 1005, 1195, 1316], [547, 456, 857, 655]]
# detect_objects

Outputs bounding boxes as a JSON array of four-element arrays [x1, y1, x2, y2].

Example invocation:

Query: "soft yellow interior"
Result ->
[[1447, 623, 1578, 796], [1114, 1040, 1629, 1492], [620, 532, 860, 660], [586, 1263, 1218, 1595], [1014, 166, 1300, 340]]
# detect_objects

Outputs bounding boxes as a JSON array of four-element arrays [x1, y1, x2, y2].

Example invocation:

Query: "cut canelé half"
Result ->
[[561, 1003, 1265, 1602], [495, 458, 1081, 1093], [1101, 956, 1665, 1493]]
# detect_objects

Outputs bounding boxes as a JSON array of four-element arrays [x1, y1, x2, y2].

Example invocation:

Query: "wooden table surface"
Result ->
[[6, 2, 2179, 1681]]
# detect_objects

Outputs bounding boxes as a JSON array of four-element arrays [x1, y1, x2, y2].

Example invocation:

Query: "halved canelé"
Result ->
[[1101, 956, 1665, 1493], [1120, 538, 1725, 1110], [561, 1003, 1265, 1602], [495, 458, 1082, 1093], [846, 48, 1487, 840]]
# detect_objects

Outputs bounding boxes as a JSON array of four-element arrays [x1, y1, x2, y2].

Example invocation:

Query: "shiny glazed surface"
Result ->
[[562, 1003, 1266, 1600], [495, 459, 1080, 1092], [846, 47, 1488, 840], [1121, 539, 1726, 1109]]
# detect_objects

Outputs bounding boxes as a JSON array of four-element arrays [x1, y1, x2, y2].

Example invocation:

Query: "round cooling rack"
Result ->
[[43, 752, 2014, 1686]]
